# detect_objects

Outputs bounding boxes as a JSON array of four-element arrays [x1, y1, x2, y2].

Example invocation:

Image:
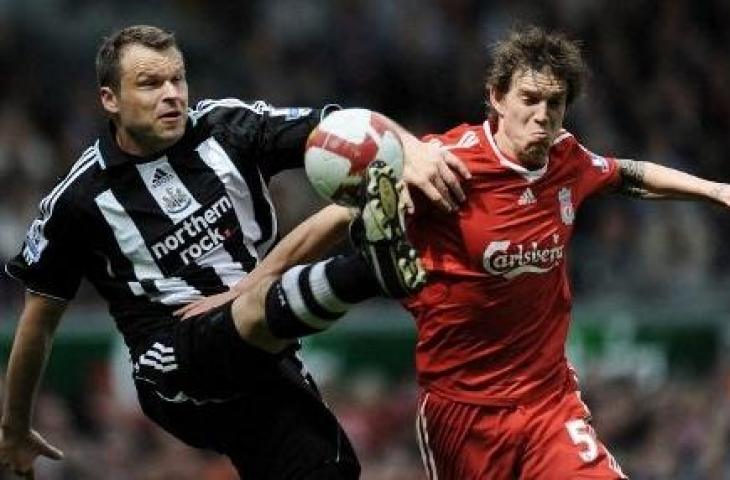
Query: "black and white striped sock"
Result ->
[[264, 255, 380, 338]]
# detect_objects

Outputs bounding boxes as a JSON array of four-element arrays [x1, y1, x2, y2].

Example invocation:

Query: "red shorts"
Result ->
[[416, 387, 627, 480]]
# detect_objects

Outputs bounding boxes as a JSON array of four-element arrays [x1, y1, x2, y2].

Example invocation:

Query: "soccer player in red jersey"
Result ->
[[402, 26, 730, 479], [176, 26, 730, 479]]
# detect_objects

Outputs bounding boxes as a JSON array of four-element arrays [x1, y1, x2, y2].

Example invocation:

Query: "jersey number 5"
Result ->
[[565, 419, 598, 462]]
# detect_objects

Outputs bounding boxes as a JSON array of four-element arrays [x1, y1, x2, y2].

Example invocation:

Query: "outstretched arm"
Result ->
[[0, 292, 66, 478], [615, 159, 730, 206], [233, 204, 354, 293]]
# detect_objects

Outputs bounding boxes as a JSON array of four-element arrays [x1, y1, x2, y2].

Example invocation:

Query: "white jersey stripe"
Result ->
[[152, 342, 174, 354], [126, 278, 203, 305], [152, 278, 202, 305], [552, 130, 573, 145], [95, 189, 164, 280], [416, 393, 438, 480], [190, 98, 269, 123], [195, 137, 263, 261], [139, 356, 178, 372], [141, 350, 175, 363], [136, 157, 202, 224], [197, 247, 246, 288], [254, 168, 278, 257], [128, 282, 145, 296]]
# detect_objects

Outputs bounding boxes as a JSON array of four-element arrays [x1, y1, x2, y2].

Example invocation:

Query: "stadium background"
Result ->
[[1, 0, 729, 478]]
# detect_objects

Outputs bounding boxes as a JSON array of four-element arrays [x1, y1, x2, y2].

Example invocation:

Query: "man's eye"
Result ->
[[138, 78, 160, 87], [548, 97, 564, 107]]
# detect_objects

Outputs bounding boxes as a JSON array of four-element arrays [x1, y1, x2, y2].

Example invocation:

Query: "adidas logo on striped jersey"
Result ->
[[518, 188, 537, 205], [151, 168, 174, 188]]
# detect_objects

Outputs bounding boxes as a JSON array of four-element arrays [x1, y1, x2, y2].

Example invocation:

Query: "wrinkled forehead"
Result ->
[[119, 44, 185, 78], [510, 67, 566, 96]]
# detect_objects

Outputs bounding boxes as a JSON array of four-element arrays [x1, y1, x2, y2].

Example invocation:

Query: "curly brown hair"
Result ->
[[486, 26, 586, 113], [96, 25, 179, 93]]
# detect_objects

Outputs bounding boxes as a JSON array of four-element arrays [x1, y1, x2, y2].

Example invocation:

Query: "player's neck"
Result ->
[[115, 125, 172, 158]]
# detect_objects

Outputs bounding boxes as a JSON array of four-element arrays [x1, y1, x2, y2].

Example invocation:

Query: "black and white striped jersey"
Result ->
[[5, 98, 327, 346]]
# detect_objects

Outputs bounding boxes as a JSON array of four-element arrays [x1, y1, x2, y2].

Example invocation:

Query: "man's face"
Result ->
[[101, 44, 188, 155], [490, 67, 567, 166]]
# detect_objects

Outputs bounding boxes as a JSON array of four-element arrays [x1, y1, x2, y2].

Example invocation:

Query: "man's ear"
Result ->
[[489, 87, 505, 117], [100, 87, 119, 115]]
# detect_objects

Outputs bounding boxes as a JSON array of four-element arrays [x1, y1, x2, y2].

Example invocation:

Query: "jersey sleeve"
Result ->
[[420, 124, 470, 149], [190, 98, 336, 179], [570, 140, 621, 201], [4, 191, 84, 301]]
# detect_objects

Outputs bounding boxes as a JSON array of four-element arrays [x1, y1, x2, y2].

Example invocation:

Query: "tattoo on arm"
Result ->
[[617, 159, 649, 198]]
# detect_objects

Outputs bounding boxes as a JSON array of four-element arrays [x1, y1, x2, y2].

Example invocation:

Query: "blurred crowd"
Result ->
[[1, 0, 730, 308], [1, 361, 728, 480], [1, 0, 730, 478]]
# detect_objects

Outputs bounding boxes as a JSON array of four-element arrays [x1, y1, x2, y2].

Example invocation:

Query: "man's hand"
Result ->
[[174, 289, 239, 320], [0, 427, 63, 479], [400, 135, 471, 214]]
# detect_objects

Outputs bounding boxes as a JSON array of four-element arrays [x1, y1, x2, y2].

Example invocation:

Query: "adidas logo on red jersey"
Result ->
[[518, 188, 536, 205]]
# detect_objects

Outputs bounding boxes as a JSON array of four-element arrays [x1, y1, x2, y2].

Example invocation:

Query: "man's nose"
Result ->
[[533, 101, 549, 124], [161, 80, 182, 99]]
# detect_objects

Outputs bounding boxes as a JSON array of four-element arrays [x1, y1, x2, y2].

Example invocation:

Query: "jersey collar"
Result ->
[[482, 119, 549, 183]]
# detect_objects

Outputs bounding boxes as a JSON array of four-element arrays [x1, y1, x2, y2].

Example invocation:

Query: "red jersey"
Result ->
[[403, 120, 620, 406]]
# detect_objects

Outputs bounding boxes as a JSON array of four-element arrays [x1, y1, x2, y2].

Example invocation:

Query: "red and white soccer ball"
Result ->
[[305, 108, 405, 207]]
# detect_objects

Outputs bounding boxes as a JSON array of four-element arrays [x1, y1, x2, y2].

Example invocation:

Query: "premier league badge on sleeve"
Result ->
[[558, 187, 574, 225], [22, 219, 45, 264]]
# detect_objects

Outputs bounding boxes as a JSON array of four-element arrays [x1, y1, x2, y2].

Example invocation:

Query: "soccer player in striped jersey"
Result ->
[[218, 26, 730, 479], [0, 25, 468, 479]]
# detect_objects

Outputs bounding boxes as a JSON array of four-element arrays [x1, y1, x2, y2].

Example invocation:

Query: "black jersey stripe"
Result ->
[[122, 156, 228, 295], [193, 136, 262, 270], [27, 153, 98, 264], [107, 164, 174, 239], [212, 138, 277, 252], [94, 188, 166, 280], [169, 137, 257, 288]]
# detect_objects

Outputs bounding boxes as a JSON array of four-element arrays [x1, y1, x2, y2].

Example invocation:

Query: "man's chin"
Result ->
[[157, 126, 185, 144], [521, 143, 550, 165]]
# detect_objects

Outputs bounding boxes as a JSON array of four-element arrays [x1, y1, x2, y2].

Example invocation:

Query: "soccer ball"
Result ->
[[305, 108, 405, 207]]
